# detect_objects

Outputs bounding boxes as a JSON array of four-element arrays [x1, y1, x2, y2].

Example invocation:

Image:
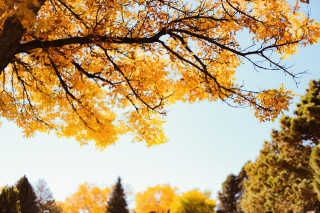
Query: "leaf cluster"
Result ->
[[0, 0, 319, 147]]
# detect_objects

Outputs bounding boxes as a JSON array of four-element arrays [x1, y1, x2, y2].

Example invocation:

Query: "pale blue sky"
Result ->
[[1, 0, 320, 209]]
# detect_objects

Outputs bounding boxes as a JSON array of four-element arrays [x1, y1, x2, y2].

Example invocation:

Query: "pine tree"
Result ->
[[106, 177, 129, 213], [241, 79, 320, 213], [286, 79, 320, 144], [217, 172, 247, 213], [217, 174, 239, 213], [236, 164, 248, 213], [310, 145, 320, 200], [0, 186, 21, 213], [217, 163, 248, 213], [309, 145, 320, 213], [16, 175, 40, 213]]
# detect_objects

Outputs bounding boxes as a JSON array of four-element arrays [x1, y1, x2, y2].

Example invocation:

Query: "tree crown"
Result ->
[[0, 0, 319, 148]]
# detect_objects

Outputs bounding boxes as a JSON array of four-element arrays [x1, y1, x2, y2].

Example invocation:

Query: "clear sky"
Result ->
[[1, 0, 320, 209]]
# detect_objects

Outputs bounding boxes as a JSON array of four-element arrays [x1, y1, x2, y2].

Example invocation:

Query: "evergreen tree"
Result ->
[[16, 175, 40, 213], [285, 79, 320, 144], [241, 79, 320, 213], [0, 186, 21, 213], [217, 165, 247, 213], [217, 174, 239, 213], [236, 164, 248, 213], [106, 177, 129, 213], [242, 140, 315, 213], [309, 145, 320, 213], [310, 145, 320, 200]]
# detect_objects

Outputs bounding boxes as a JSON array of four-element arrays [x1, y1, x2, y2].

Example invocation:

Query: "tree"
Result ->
[[39, 200, 63, 213], [311, 145, 320, 199], [16, 175, 40, 213], [236, 164, 248, 213], [170, 189, 215, 213], [62, 182, 110, 213], [282, 79, 320, 144], [0, 186, 21, 213], [0, 0, 319, 148], [34, 179, 61, 213], [241, 79, 320, 213], [135, 184, 177, 213], [217, 174, 239, 213], [241, 141, 315, 213], [106, 177, 129, 213], [217, 174, 243, 213], [310, 144, 320, 213], [217, 163, 248, 213]]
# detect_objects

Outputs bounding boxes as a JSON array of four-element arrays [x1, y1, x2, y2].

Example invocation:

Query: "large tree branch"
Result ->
[[0, 0, 47, 72], [16, 29, 167, 54]]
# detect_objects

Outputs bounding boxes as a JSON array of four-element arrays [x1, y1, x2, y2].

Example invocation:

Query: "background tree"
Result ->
[[0, 0, 319, 148], [34, 179, 61, 213], [241, 79, 320, 213], [217, 175, 241, 213], [62, 182, 110, 213], [217, 174, 239, 213], [236, 164, 248, 213], [309, 144, 320, 213], [217, 163, 248, 213], [135, 184, 177, 213], [0, 186, 21, 213], [170, 189, 215, 213], [106, 177, 129, 213], [283, 79, 320, 144], [16, 175, 39, 213], [39, 200, 63, 213], [241, 141, 315, 213], [310, 145, 320, 200]]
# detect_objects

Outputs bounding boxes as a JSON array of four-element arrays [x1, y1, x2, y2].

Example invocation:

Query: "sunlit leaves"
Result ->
[[135, 184, 177, 213], [0, 0, 319, 148], [62, 183, 110, 213], [170, 189, 216, 213]]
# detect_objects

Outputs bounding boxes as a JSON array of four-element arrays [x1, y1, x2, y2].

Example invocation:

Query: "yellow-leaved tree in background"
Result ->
[[135, 184, 177, 213], [170, 189, 216, 213], [62, 183, 110, 213], [0, 0, 319, 148]]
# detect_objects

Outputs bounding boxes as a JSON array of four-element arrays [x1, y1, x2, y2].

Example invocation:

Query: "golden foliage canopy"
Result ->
[[135, 184, 177, 213], [170, 189, 216, 213], [0, 0, 319, 148], [62, 182, 110, 213]]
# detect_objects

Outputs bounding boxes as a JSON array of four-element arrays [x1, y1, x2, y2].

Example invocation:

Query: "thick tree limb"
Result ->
[[0, 0, 47, 72], [16, 28, 167, 54]]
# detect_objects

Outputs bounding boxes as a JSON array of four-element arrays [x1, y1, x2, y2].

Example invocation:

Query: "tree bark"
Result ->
[[0, 0, 47, 72]]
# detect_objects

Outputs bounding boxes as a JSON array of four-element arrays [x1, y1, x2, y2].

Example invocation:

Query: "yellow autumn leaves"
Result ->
[[63, 183, 111, 213], [60, 183, 215, 213], [131, 184, 216, 213], [135, 184, 177, 213], [0, 0, 319, 148]]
